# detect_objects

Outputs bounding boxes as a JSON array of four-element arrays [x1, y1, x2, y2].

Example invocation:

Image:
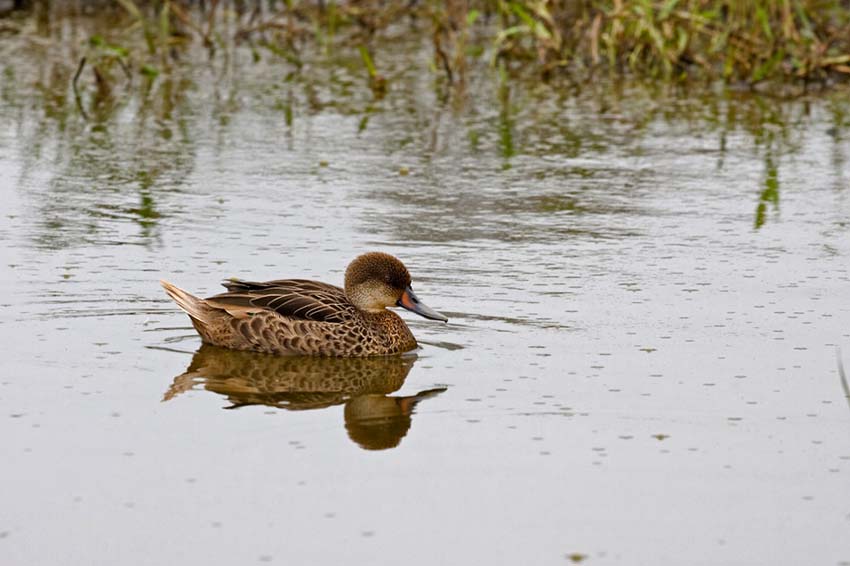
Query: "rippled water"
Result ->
[[2, 12, 850, 566]]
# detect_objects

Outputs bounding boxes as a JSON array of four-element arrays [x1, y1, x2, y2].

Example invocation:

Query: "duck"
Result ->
[[160, 252, 448, 357]]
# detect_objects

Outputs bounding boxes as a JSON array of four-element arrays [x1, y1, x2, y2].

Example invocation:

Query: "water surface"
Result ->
[[1, 13, 850, 566]]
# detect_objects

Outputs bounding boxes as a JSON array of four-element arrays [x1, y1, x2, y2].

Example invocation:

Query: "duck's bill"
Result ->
[[397, 287, 448, 322]]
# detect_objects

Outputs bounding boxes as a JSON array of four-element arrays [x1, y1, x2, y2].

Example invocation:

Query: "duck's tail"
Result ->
[[160, 280, 210, 324]]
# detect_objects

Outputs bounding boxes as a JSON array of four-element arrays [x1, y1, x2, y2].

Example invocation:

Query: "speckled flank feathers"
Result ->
[[160, 252, 444, 357]]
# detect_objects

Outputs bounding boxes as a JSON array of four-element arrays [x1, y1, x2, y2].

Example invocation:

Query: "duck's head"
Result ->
[[344, 252, 448, 322]]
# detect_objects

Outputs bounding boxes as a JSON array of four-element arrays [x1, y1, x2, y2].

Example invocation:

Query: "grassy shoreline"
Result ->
[[2, 0, 849, 100]]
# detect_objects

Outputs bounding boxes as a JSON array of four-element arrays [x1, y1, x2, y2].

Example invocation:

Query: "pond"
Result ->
[[1, 12, 850, 566]]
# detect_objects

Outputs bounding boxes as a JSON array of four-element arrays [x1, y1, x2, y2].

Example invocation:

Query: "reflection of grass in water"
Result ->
[[497, 62, 514, 167], [7, 59, 197, 249], [128, 170, 162, 241], [2, 4, 848, 248], [838, 349, 850, 414], [755, 152, 780, 230]]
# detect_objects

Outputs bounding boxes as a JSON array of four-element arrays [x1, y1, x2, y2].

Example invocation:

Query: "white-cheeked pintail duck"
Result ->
[[160, 252, 447, 357]]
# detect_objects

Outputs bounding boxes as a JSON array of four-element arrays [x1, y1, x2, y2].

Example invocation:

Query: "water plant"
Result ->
[[5, 1, 848, 94], [488, 0, 850, 86]]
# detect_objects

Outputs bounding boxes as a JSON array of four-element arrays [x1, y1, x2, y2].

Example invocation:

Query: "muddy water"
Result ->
[[2, 17, 850, 566]]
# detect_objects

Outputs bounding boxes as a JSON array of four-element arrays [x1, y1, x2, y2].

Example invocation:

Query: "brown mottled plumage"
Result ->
[[160, 252, 448, 357]]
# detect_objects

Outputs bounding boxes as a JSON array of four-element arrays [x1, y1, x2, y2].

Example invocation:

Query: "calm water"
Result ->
[[2, 12, 850, 566]]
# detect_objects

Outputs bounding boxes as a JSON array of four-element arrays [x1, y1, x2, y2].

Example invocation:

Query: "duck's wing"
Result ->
[[207, 279, 353, 323]]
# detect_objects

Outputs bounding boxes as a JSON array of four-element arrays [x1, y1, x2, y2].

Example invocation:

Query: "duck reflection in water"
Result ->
[[164, 345, 445, 450]]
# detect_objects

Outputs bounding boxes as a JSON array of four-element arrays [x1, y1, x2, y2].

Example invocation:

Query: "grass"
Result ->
[[3, 0, 850, 100], [490, 0, 850, 85]]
